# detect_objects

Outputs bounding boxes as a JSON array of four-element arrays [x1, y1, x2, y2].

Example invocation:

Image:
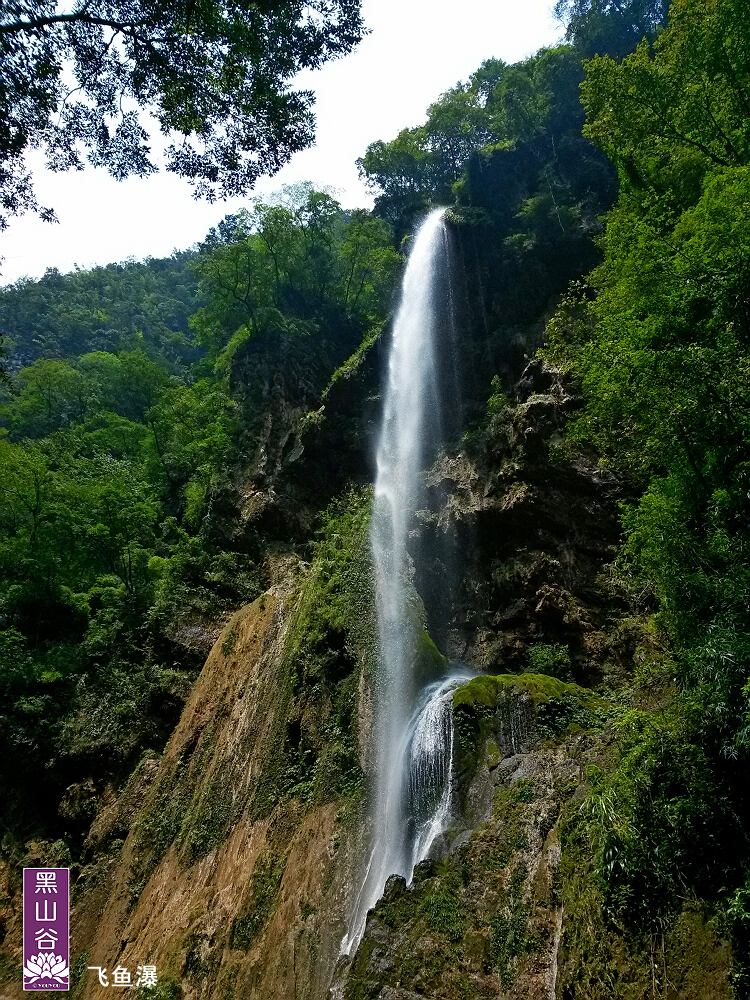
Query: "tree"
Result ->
[[547, 0, 750, 759], [190, 205, 304, 365], [357, 128, 434, 236], [338, 210, 399, 315], [1, 358, 93, 438], [422, 85, 490, 191], [554, 0, 669, 59], [582, 0, 750, 191], [0, 0, 365, 229], [0, 254, 201, 368]]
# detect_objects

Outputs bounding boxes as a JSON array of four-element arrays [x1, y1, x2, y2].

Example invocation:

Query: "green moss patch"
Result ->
[[230, 855, 286, 950], [323, 323, 384, 398], [415, 627, 447, 684], [420, 888, 464, 942], [453, 672, 598, 712], [283, 487, 376, 692], [250, 489, 373, 819]]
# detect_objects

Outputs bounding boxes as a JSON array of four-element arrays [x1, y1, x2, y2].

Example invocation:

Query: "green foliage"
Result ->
[[527, 642, 572, 677], [0, 275, 258, 826], [583, 0, 750, 184], [152, 531, 262, 630], [0, 203, 394, 825], [359, 40, 619, 304], [356, 129, 435, 236], [489, 863, 529, 989], [285, 487, 375, 690], [545, 0, 750, 947], [0, 627, 69, 798], [279, 489, 375, 806], [191, 188, 399, 370], [555, 0, 668, 59], [230, 856, 286, 949], [0, 255, 199, 370], [60, 662, 189, 765], [0, 2, 364, 228], [462, 374, 518, 459], [324, 322, 384, 395], [133, 977, 181, 1000], [568, 707, 746, 938], [727, 873, 750, 985], [556, 765, 736, 998], [512, 778, 537, 804], [420, 889, 464, 942], [338, 212, 401, 317]]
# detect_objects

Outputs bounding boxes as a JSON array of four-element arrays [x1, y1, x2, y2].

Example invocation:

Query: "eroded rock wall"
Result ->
[[8, 555, 374, 1000]]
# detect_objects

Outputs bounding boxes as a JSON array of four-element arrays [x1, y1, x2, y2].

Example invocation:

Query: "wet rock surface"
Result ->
[[412, 359, 630, 681], [336, 358, 732, 1000]]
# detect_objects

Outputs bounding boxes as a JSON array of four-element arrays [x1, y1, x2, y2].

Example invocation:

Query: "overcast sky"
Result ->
[[0, 0, 561, 285]]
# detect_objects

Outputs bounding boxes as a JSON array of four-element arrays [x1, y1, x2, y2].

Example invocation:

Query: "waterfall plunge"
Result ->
[[342, 208, 465, 955]]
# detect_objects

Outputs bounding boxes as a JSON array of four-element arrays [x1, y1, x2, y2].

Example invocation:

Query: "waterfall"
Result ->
[[404, 672, 472, 872], [342, 208, 461, 955]]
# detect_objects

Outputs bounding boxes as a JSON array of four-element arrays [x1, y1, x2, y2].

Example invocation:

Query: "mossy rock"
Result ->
[[453, 672, 598, 712], [414, 627, 447, 686], [452, 673, 605, 791], [486, 739, 502, 770]]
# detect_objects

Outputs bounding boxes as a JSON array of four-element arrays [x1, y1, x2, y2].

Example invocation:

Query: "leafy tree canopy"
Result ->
[[0, 189, 400, 821], [582, 0, 750, 195], [0, 0, 365, 228], [191, 184, 399, 369], [536, 0, 750, 950], [0, 252, 200, 370], [357, 45, 618, 246], [554, 0, 669, 59]]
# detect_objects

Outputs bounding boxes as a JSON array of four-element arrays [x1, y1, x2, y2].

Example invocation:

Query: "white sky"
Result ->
[[0, 0, 561, 285]]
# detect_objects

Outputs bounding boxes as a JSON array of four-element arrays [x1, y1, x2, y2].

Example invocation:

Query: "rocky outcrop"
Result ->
[[232, 323, 385, 542], [332, 355, 732, 999], [412, 359, 630, 683], [337, 699, 592, 1000]]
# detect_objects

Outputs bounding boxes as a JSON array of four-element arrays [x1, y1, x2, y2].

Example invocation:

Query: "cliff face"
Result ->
[[332, 361, 733, 1000], [413, 358, 627, 678], [69, 555, 370, 1000], [337, 678, 732, 1000]]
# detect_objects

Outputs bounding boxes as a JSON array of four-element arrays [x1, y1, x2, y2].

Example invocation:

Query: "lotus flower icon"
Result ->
[[24, 952, 69, 985]]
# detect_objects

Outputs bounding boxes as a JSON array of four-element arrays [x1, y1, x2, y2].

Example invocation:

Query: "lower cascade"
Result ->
[[342, 208, 461, 954], [403, 670, 474, 872]]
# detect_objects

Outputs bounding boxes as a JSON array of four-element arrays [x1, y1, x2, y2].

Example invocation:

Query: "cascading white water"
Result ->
[[342, 208, 459, 955], [404, 671, 473, 872]]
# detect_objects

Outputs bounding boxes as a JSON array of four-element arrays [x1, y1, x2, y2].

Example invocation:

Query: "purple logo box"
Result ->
[[23, 868, 70, 991]]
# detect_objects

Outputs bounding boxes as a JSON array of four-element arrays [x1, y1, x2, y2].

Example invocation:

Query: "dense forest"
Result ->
[[2, 0, 750, 996], [0, 187, 399, 829]]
